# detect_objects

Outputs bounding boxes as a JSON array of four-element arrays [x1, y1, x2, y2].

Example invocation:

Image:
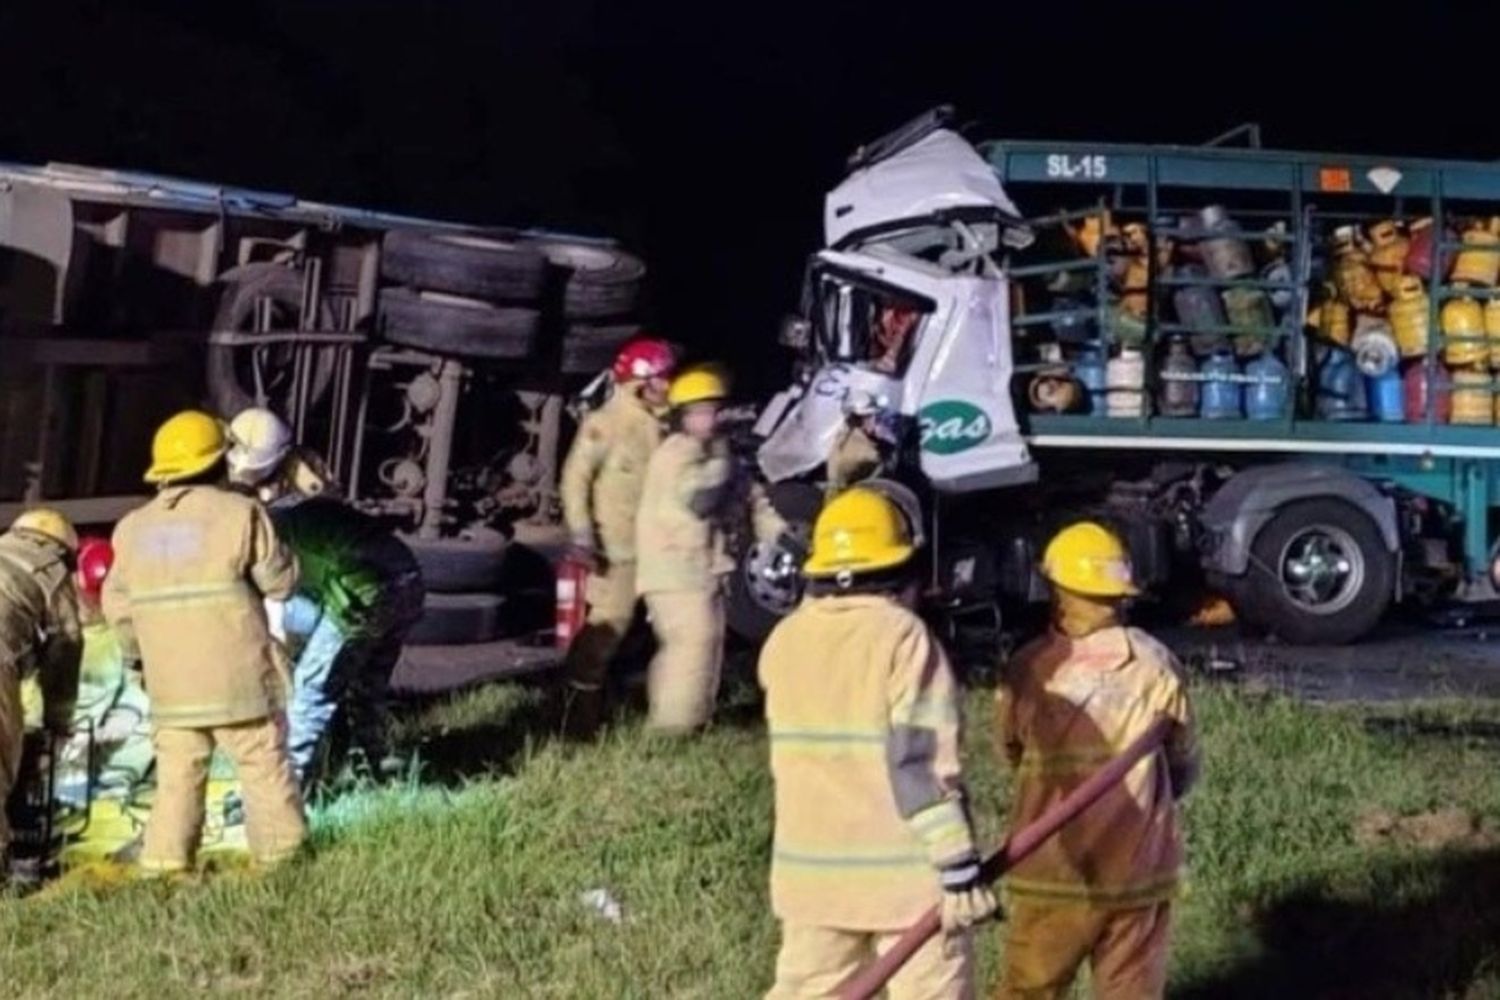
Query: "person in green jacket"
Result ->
[[226, 408, 423, 787]]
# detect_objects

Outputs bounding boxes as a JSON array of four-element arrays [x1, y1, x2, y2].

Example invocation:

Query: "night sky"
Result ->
[[0, 2, 1489, 392]]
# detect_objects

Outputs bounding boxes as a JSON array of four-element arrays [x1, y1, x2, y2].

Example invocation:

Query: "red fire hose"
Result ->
[[835, 716, 1175, 1000]]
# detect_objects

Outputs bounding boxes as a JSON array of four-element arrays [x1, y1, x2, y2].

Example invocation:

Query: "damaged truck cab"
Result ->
[[746, 108, 1500, 646]]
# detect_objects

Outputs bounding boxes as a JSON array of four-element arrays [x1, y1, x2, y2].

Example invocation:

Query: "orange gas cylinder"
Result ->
[[1485, 298, 1500, 369], [1067, 210, 1116, 259], [1367, 220, 1410, 297], [1388, 276, 1430, 358], [1331, 226, 1385, 312], [555, 557, 589, 650], [1451, 368, 1494, 425], [1317, 284, 1353, 346], [1443, 297, 1487, 367], [1453, 219, 1500, 287]]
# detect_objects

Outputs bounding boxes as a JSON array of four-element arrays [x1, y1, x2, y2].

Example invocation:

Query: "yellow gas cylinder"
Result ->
[[1452, 219, 1500, 287], [1317, 284, 1353, 346], [1442, 296, 1487, 366], [1332, 225, 1385, 312], [1487, 297, 1500, 369], [1451, 368, 1494, 425], [1119, 254, 1150, 319], [1067, 210, 1116, 259], [1367, 220, 1410, 297], [1388, 276, 1430, 358]]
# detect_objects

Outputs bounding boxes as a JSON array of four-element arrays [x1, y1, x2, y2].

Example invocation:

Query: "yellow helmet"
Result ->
[[10, 507, 78, 552], [145, 410, 228, 485], [803, 486, 915, 578], [668, 366, 729, 408], [1041, 521, 1139, 598]]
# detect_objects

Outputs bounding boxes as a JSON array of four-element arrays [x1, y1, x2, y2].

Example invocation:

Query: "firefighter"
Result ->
[[635, 364, 787, 732], [760, 486, 994, 999], [226, 406, 424, 787], [996, 522, 1199, 1000], [0, 509, 83, 875], [558, 337, 677, 737], [102, 410, 306, 874]]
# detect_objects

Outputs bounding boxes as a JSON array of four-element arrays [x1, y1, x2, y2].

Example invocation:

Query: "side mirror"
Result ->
[[778, 315, 811, 350]]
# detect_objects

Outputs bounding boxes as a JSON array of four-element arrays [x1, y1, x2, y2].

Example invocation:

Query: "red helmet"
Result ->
[[76, 536, 114, 600], [612, 337, 676, 382]]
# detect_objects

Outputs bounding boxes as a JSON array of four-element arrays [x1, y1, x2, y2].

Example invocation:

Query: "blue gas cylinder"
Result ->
[[1316, 346, 1369, 422], [1074, 348, 1107, 414], [1367, 368, 1405, 423], [1200, 350, 1242, 419], [1245, 352, 1289, 421]]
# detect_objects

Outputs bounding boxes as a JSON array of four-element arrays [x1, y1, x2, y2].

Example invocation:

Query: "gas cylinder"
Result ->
[[1158, 336, 1200, 417], [1172, 265, 1228, 354], [1263, 259, 1295, 313], [1485, 298, 1500, 369], [1074, 348, 1107, 414], [1405, 217, 1455, 281], [1316, 346, 1369, 421], [1317, 285, 1353, 347], [1222, 287, 1276, 356], [1106, 348, 1148, 417], [1403, 360, 1453, 423], [1451, 368, 1494, 425], [1110, 304, 1148, 350], [1200, 350, 1243, 419], [1367, 368, 1405, 423], [555, 557, 589, 651], [1051, 297, 1095, 344], [1442, 296, 1487, 367], [1387, 275, 1430, 358], [1067, 210, 1115, 259], [1453, 219, 1500, 287], [1366, 220, 1410, 297], [1245, 352, 1290, 420], [1119, 255, 1150, 320], [1198, 205, 1255, 279], [1331, 225, 1385, 313], [1352, 321, 1399, 377]]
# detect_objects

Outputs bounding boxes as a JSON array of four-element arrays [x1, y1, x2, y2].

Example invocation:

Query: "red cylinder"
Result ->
[[1403, 360, 1453, 424], [555, 558, 589, 650], [1405, 218, 1454, 282]]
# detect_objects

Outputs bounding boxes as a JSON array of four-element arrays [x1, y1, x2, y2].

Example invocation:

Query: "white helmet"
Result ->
[[227, 407, 294, 486]]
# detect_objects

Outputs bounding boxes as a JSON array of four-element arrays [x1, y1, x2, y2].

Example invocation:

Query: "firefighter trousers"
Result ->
[[643, 588, 724, 732], [562, 560, 639, 694], [140, 717, 306, 872], [996, 901, 1172, 1000], [767, 923, 975, 1000], [0, 660, 19, 856]]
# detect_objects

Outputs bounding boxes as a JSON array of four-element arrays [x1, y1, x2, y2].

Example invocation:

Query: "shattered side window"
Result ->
[[813, 274, 925, 376]]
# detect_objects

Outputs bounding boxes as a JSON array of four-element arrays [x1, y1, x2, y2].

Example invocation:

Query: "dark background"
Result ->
[[0, 1, 1486, 393]]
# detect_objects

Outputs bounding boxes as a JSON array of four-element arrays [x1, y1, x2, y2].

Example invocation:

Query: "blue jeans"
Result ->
[[283, 572, 423, 784]]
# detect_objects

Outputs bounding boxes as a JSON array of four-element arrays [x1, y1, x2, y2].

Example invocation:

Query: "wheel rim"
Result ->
[[1277, 523, 1366, 615], [741, 520, 813, 616]]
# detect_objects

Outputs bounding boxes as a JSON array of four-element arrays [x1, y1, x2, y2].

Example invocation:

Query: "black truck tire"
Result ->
[[532, 241, 645, 319], [560, 323, 642, 375], [380, 287, 539, 360], [405, 592, 506, 646], [206, 263, 339, 418], [1237, 498, 1394, 645], [726, 481, 824, 642], [381, 229, 546, 302], [402, 531, 509, 593]]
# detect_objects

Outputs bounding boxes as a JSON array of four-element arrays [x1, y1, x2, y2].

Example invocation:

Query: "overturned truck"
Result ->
[[0, 161, 646, 659]]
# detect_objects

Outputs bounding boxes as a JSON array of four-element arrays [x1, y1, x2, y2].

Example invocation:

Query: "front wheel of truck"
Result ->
[[1238, 498, 1394, 645], [726, 481, 823, 642]]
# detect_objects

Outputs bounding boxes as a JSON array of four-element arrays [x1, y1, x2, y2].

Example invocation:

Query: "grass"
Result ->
[[3, 674, 1500, 998]]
